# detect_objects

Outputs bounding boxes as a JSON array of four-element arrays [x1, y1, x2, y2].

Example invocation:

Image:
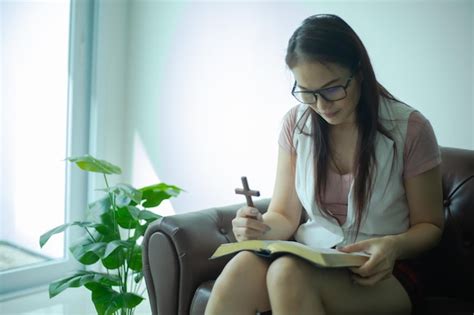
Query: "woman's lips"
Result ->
[[309, 106, 340, 118], [321, 110, 339, 118]]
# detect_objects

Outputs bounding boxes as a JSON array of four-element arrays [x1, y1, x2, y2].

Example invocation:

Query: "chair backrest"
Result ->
[[416, 147, 474, 300]]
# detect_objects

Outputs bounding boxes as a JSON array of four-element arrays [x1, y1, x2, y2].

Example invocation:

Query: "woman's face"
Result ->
[[291, 61, 362, 126]]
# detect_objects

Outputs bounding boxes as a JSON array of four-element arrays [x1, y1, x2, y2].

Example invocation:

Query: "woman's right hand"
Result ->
[[232, 206, 271, 242]]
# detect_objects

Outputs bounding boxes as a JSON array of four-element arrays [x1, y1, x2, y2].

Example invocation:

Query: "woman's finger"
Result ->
[[339, 240, 370, 253], [233, 227, 262, 240], [351, 254, 385, 277], [233, 217, 270, 233], [236, 206, 260, 218], [351, 267, 392, 286]]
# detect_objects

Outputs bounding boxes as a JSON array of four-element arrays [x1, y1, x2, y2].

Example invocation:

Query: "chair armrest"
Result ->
[[142, 198, 271, 315]]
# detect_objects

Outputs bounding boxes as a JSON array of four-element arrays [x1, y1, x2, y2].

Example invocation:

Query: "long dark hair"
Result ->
[[285, 14, 400, 240]]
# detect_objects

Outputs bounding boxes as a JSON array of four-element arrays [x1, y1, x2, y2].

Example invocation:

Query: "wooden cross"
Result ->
[[235, 176, 260, 207]]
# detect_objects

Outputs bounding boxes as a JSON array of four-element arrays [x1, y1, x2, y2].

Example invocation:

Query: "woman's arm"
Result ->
[[261, 147, 303, 241], [232, 146, 302, 241], [385, 165, 444, 259], [340, 165, 444, 286]]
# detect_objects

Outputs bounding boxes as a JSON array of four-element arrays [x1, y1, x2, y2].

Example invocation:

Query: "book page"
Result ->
[[210, 240, 267, 258], [210, 240, 370, 267], [266, 240, 369, 267], [267, 241, 370, 256]]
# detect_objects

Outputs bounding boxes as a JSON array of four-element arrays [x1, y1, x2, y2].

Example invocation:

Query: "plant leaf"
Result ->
[[40, 221, 98, 248], [85, 282, 119, 315], [104, 293, 144, 314], [69, 240, 106, 265], [88, 196, 111, 215], [139, 182, 184, 208], [94, 211, 119, 242], [99, 183, 142, 207], [138, 210, 161, 222], [134, 271, 143, 284], [130, 223, 148, 241], [102, 240, 130, 260], [139, 182, 185, 196], [127, 245, 142, 271], [67, 155, 121, 175], [116, 292, 144, 309], [126, 205, 140, 220], [101, 247, 125, 270], [116, 206, 140, 229], [48, 271, 121, 298], [85, 283, 144, 315]]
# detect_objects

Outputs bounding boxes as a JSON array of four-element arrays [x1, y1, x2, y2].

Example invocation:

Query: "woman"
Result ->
[[205, 14, 443, 315]]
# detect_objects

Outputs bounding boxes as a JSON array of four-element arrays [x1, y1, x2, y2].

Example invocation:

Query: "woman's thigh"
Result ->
[[319, 268, 411, 314], [212, 251, 272, 312], [268, 256, 411, 315]]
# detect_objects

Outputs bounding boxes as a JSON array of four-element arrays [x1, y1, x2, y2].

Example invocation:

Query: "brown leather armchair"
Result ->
[[143, 147, 474, 315]]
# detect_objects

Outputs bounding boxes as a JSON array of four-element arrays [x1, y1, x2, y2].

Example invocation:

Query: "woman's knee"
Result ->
[[266, 256, 315, 290], [222, 251, 268, 279], [213, 251, 269, 294], [210, 251, 271, 312]]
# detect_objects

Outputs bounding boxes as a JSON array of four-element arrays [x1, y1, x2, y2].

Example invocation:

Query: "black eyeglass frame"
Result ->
[[291, 72, 355, 104]]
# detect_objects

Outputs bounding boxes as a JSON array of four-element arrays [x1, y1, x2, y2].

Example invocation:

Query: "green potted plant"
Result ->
[[39, 155, 184, 315]]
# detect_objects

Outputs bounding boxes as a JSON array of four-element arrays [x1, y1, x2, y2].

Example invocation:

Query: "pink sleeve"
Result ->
[[403, 111, 442, 179], [278, 106, 298, 153]]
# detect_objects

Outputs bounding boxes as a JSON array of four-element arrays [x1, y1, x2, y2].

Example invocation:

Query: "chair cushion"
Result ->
[[190, 281, 214, 315]]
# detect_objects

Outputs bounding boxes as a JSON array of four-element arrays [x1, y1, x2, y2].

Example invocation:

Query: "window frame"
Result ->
[[0, 0, 94, 298]]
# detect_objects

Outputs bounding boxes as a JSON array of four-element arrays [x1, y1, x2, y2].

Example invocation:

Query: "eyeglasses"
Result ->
[[291, 73, 354, 104]]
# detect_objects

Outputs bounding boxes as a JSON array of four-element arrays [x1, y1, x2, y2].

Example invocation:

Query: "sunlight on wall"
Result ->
[[126, 2, 295, 213], [125, 1, 473, 214], [131, 132, 175, 217]]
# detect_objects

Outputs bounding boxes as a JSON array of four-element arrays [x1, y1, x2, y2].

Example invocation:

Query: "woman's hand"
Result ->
[[232, 206, 271, 242], [338, 236, 399, 286]]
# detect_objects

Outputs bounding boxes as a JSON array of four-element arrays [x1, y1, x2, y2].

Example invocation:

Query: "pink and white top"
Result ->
[[278, 104, 441, 226]]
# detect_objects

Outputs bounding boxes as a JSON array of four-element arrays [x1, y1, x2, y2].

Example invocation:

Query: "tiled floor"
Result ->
[[0, 287, 151, 314]]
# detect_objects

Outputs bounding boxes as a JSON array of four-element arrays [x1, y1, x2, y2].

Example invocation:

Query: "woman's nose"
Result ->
[[315, 97, 333, 111]]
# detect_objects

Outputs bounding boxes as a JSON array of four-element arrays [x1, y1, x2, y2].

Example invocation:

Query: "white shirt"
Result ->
[[293, 97, 415, 249]]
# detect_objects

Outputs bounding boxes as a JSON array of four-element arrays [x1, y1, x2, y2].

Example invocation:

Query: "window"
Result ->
[[0, 0, 92, 296]]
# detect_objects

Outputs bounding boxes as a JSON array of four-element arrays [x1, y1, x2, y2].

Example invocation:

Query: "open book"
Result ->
[[210, 240, 370, 268]]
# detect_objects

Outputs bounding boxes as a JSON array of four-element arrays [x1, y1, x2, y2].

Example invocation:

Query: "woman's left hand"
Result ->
[[338, 236, 399, 286]]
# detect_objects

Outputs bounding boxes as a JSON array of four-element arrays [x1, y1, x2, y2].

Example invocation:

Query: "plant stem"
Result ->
[[103, 173, 120, 237], [84, 227, 97, 242], [117, 265, 124, 294], [123, 263, 128, 294], [103, 173, 110, 189], [129, 270, 134, 294], [133, 272, 139, 294]]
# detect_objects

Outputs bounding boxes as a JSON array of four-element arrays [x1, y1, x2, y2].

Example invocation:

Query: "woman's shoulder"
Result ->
[[278, 105, 301, 153], [286, 103, 300, 115], [380, 97, 432, 127], [407, 110, 429, 127], [282, 104, 303, 120], [281, 104, 306, 130], [379, 97, 416, 121]]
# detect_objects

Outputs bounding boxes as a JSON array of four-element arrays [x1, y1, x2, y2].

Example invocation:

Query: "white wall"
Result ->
[[358, 0, 472, 150], [93, 0, 473, 214], [124, 1, 297, 214]]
